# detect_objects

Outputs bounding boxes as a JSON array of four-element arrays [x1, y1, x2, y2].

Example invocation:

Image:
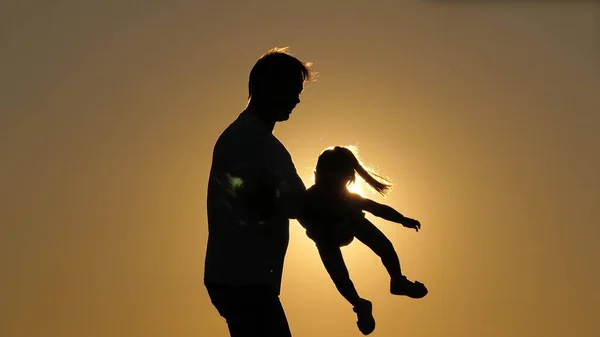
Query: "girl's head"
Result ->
[[314, 146, 392, 196]]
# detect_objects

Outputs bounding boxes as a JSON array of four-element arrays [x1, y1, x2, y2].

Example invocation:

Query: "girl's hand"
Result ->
[[402, 217, 421, 232]]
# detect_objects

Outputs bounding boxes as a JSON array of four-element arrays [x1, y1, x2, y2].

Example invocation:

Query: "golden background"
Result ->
[[2, 1, 599, 336]]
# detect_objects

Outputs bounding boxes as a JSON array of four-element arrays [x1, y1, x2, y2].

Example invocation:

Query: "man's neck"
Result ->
[[246, 102, 276, 132]]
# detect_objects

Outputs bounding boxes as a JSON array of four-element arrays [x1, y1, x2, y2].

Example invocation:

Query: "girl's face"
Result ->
[[335, 170, 355, 191], [317, 170, 352, 191], [315, 151, 355, 190]]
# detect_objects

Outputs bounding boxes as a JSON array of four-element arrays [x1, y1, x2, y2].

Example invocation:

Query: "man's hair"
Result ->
[[248, 47, 317, 99]]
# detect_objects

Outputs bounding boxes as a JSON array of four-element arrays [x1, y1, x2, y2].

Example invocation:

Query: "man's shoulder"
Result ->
[[210, 114, 275, 173], [214, 113, 270, 151], [214, 114, 243, 143]]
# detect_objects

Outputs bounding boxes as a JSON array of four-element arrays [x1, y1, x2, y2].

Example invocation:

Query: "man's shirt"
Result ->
[[204, 110, 306, 294]]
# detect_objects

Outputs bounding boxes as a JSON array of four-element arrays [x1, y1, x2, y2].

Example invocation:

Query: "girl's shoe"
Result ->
[[353, 298, 376, 335], [390, 276, 428, 298]]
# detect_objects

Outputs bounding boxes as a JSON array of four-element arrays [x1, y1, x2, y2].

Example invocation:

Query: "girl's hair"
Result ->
[[314, 146, 392, 196]]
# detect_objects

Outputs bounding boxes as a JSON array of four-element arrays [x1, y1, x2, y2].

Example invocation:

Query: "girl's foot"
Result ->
[[353, 298, 375, 335], [390, 276, 428, 298]]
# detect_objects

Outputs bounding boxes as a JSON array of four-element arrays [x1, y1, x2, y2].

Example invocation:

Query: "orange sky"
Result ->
[[2, 1, 599, 337]]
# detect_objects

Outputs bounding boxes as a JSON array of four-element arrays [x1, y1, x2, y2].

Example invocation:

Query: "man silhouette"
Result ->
[[204, 47, 315, 337]]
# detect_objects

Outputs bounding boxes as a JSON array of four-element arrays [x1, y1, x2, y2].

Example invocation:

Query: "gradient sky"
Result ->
[[2, 1, 599, 337]]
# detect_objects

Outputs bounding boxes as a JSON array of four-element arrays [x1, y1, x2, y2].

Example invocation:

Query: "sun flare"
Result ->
[[347, 180, 365, 197]]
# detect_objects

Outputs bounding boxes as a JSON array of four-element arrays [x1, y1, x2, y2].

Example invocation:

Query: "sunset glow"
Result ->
[[3, 3, 598, 337], [347, 179, 366, 197]]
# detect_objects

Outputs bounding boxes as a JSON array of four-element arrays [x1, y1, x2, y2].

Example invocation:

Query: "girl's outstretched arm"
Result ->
[[316, 244, 363, 307], [349, 194, 421, 231]]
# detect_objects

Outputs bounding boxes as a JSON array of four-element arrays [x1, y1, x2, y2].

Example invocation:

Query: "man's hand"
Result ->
[[402, 217, 421, 232]]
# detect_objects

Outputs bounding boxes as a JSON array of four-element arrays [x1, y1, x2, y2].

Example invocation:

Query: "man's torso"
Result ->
[[204, 110, 305, 294]]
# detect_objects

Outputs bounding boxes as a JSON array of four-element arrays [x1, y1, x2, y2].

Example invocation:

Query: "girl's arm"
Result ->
[[348, 193, 421, 231]]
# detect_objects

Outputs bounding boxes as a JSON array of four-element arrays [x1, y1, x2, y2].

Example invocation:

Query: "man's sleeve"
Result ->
[[277, 159, 307, 220], [211, 137, 280, 226]]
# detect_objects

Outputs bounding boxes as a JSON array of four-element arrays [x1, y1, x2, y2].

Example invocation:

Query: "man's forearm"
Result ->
[[278, 188, 306, 219], [277, 176, 307, 219], [224, 168, 307, 222], [223, 168, 280, 222]]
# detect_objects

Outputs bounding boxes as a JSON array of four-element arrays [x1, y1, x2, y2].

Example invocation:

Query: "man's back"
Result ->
[[205, 110, 305, 294]]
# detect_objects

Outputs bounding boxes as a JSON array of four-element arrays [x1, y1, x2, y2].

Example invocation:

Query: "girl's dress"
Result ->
[[299, 185, 365, 247]]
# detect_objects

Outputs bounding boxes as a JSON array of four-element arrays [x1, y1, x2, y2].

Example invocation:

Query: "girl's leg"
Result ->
[[353, 217, 428, 299], [352, 217, 404, 281], [316, 244, 376, 335], [316, 244, 362, 307]]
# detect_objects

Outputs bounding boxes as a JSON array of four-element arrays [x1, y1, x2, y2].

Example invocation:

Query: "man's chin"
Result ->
[[276, 111, 292, 121]]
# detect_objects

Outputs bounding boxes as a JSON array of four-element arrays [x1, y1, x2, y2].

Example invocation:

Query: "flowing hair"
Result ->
[[314, 146, 392, 197]]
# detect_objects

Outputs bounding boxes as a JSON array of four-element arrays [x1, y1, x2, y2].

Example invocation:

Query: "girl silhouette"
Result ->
[[299, 146, 428, 335]]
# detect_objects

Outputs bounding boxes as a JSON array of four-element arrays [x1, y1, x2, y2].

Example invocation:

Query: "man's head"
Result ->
[[248, 47, 316, 122]]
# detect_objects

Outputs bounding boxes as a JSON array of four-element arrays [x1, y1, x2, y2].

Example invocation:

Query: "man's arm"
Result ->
[[223, 165, 306, 222], [217, 136, 306, 222], [277, 171, 306, 220], [224, 167, 282, 223]]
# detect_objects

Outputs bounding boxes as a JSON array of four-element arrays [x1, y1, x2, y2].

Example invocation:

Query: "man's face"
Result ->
[[268, 76, 304, 122]]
